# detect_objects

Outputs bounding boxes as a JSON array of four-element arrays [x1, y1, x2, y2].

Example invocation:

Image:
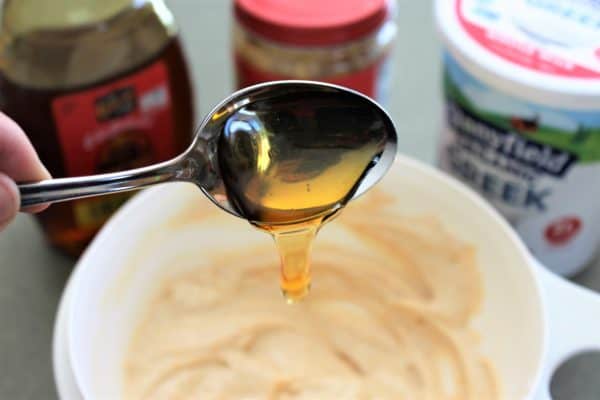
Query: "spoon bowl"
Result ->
[[19, 81, 397, 220]]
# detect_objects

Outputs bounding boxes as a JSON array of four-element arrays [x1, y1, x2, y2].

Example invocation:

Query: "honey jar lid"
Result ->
[[234, 0, 391, 46]]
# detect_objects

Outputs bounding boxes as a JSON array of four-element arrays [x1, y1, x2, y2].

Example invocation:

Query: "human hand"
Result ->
[[0, 112, 51, 231]]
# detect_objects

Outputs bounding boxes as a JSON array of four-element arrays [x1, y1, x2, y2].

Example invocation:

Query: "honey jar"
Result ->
[[0, 0, 195, 256]]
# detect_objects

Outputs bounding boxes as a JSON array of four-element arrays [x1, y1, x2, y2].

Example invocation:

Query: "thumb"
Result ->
[[0, 112, 51, 214], [0, 173, 19, 232]]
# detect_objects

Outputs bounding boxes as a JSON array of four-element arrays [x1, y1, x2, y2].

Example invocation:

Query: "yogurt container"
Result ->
[[435, 0, 600, 276]]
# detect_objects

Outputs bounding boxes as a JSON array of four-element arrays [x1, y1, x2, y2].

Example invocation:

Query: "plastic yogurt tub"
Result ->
[[435, 0, 600, 276]]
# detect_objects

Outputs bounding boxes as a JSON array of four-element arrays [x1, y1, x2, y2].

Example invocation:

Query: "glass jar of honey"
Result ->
[[233, 0, 397, 104], [0, 0, 195, 256]]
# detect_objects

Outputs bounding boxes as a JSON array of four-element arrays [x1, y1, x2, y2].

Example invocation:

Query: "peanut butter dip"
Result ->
[[123, 189, 500, 399]]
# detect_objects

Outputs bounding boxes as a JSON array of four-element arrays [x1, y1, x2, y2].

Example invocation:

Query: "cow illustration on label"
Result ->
[[510, 115, 539, 133]]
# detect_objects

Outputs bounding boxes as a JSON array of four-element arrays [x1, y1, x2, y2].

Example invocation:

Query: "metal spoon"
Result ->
[[18, 81, 397, 219]]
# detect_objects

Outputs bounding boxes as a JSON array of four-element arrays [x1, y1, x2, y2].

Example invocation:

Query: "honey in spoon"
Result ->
[[218, 90, 388, 302]]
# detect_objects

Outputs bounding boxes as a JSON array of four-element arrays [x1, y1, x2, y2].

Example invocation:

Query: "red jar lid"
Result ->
[[234, 0, 390, 46]]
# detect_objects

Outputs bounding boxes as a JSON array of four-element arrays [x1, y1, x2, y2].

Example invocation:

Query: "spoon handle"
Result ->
[[18, 158, 184, 209]]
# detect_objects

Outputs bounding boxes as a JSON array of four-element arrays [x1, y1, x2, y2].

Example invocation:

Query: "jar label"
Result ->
[[438, 52, 600, 275], [456, 0, 600, 78], [234, 54, 390, 104], [51, 60, 176, 228]]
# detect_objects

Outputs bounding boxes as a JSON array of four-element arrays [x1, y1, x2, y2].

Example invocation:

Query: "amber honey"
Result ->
[[218, 90, 386, 301]]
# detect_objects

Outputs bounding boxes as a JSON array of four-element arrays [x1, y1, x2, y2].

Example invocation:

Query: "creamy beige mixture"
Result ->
[[124, 190, 499, 400]]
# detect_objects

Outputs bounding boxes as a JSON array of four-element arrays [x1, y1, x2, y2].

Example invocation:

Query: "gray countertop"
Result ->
[[0, 1, 599, 399]]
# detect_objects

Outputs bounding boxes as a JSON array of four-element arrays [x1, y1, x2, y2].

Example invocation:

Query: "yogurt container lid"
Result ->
[[436, 0, 600, 109]]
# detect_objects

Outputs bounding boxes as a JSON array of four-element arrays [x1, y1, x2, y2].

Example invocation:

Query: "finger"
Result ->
[[0, 112, 51, 213], [0, 112, 51, 182], [0, 173, 19, 231]]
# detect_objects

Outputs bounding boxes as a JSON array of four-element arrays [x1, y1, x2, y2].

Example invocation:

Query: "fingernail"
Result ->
[[0, 175, 18, 225]]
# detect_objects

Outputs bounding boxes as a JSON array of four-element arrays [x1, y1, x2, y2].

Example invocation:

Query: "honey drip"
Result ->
[[218, 90, 388, 301], [267, 221, 318, 302]]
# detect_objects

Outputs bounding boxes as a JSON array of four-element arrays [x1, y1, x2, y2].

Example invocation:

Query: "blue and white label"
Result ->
[[438, 52, 600, 275]]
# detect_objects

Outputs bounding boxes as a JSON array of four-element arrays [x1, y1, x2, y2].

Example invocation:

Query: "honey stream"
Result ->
[[218, 91, 387, 302]]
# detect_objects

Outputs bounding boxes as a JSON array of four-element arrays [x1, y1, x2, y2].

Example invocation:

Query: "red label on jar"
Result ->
[[52, 60, 176, 177], [235, 54, 383, 100], [51, 60, 176, 228], [544, 216, 582, 246]]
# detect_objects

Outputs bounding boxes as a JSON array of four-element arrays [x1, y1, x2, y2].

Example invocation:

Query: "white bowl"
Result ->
[[56, 156, 600, 399]]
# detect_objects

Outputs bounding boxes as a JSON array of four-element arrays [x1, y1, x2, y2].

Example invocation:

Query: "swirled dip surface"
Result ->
[[124, 190, 499, 399]]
